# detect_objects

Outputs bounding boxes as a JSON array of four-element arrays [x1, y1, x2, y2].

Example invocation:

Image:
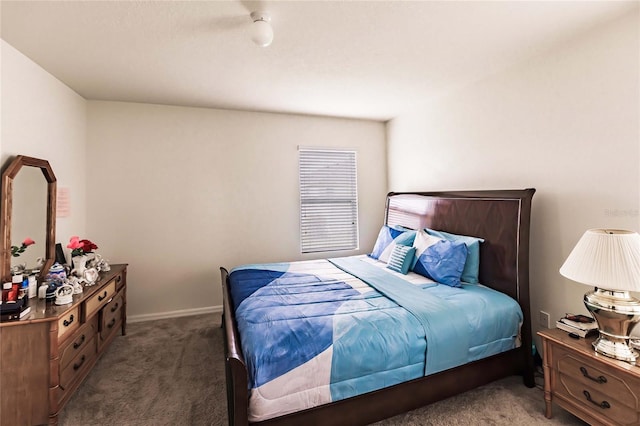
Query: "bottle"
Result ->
[[38, 283, 48, 299], [11, 275, 23, 302], [28, 274, 37, 299], [1, 282, 11, 302], [20, 276, 29, 307]]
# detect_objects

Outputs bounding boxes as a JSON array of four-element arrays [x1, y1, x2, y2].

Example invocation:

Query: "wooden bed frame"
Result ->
[[221, 188, 536, 426]]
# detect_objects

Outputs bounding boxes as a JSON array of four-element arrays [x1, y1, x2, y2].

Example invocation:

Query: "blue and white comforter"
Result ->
[[228, 255, 522, 421]]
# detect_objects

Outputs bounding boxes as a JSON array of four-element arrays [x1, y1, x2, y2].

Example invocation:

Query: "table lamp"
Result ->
[[559, 229, 640, 363]]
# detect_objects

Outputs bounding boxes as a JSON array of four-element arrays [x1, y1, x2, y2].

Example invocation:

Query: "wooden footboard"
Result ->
[[221, 267, 248, 426], [221, 268, 534, 426]]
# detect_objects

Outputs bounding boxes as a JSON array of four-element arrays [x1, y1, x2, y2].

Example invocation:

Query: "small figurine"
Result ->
[[54, 284, 74, 305]]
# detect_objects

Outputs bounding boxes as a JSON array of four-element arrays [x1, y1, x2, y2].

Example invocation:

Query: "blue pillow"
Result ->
[[426, 229, 484, 284], [412, 231, 468, 287], [370, 226, 416, 261], [386, 245, 416, 275]]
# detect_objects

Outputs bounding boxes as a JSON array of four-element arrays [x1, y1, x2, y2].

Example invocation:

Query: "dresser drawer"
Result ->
[[100, 292, 123, 346], [555, 345, 639, 409], [57, 307, 80, 341], [101, 291, 123, 331], [557, 373, 639, 425], [85, 280, 116, 319], [59, 315, 98, 370], [59, 335, 97, 392], [114, 272, 125, 291], [100, 316, 122, 348]]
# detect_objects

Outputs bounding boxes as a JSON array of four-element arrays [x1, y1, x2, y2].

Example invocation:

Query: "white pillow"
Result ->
[[411, 230, 442, 268]]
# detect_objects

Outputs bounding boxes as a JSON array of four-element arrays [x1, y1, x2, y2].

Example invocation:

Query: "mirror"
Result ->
[[11, 167, 47, 271], [1, 155, 56, 283]]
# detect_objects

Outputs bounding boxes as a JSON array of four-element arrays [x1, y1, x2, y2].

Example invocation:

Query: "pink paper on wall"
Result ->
[[57, 187, 70, 218]]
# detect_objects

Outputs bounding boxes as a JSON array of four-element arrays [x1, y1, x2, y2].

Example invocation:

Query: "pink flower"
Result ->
[[67, 236, 84, 250], [68, 236, 98, 257], [11, 237, 36, 257]]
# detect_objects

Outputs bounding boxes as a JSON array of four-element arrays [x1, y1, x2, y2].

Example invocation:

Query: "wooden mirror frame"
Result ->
[[1, 155, 57, 283]]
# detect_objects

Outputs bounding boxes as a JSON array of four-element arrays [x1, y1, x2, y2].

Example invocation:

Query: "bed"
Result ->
[[221, 189, 536, 426]]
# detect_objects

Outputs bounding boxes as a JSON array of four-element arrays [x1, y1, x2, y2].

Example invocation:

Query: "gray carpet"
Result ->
[[59, 314, 587, 426]]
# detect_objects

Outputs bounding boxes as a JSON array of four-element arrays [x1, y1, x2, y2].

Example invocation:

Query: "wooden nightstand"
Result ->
[[538, 328, 640, 426]]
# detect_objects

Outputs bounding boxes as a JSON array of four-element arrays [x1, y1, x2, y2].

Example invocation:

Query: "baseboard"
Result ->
[[128, 305, 223, 323]]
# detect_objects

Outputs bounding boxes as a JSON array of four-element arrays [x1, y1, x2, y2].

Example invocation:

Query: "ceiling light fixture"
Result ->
[[250, 11, 273, 47]]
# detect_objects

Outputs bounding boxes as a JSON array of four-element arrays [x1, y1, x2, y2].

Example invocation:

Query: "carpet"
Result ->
[[59, 313, 587, 425]]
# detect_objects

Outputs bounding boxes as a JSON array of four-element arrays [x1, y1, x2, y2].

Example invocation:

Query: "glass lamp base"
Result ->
[[592, 335, 639, 363], [584, 288, 640, 364]]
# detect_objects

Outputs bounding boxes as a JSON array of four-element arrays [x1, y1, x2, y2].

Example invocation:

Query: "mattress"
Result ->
[[228, 255, 523, 422]]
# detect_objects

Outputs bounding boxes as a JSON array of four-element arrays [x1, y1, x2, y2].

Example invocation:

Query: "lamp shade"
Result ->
[[560, 229, 640, 292]]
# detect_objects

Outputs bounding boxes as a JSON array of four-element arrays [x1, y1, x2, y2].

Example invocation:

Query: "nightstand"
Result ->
[[538, 328, 640, 426]]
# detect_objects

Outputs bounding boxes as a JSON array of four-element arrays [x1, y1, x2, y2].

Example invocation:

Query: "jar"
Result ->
[[46, 263, 66, 283]]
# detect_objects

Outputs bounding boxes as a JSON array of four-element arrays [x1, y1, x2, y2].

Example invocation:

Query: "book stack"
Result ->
[[0, 301, 31, 322], [556, 313, 598, 338]]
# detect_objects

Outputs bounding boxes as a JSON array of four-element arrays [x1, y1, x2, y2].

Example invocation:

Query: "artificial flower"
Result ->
[[11, 237, 35, 257], [80, 239, 98, 253], [67, 236, 98, 257]]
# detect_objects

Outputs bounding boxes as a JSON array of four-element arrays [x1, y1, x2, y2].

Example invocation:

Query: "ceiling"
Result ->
[[1, 1, 637, 121]]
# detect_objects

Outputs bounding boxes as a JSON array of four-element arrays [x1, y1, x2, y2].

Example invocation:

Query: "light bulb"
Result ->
[[250, 12, 273, 47]]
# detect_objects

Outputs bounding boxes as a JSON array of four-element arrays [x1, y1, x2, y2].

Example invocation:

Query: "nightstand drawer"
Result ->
[[539, 328, 640, 426], [555, 345, 639, 409], [557, 374, 639, 425]]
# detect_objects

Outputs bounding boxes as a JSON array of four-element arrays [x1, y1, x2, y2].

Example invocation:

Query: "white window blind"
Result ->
[[299, 148, 359, 253]]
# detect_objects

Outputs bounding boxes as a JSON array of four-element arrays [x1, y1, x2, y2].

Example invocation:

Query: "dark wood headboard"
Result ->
[[385, 189, 535, 363], [385, 189, 534, 300]]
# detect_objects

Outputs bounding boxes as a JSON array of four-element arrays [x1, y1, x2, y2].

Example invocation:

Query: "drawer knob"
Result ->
[[73, 355, 86, 371], [107, 318, 116, 329], [580, 366, 607, 384], [583, 390, 610, 409], [98, 291, 108, 301], [63, 314, 74, 327], [116, 276, 121, 283], [73, 334, 86, 349], [110, 302, 119, 313]]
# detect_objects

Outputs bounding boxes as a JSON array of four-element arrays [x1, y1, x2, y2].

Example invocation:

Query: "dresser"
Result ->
[[538, 328, 640, 426], [0, 264, 127, 425]]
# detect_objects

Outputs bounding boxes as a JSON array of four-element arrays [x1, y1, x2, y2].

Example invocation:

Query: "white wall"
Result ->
[[1, 39, 387, 320], [86, 101, 387, 318], [1, 40, 87, 263], [387, 11, 639, 345]]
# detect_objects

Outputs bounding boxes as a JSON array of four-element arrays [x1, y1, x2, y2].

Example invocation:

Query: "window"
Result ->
[[299, 148, 358, 253]]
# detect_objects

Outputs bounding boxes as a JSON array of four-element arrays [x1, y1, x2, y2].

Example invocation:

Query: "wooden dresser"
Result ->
[[539, 328, 640, 426], [0, 264, 127, 425]]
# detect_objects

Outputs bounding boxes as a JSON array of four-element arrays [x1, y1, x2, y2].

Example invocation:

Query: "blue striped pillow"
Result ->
[[386, 245, 416, 275], [370, 226, 416, 262]]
